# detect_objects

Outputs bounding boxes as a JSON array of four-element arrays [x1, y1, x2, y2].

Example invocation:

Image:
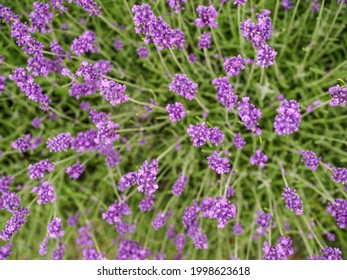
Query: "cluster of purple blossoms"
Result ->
[[169, 74, 198, 101], [233, 223, 243, 235], [116, 238, 151, 260], [182, 201, 208, 249], [311, 0, 320, 12], [139, 194, 155, 212], [205, 196, 237, 228], [233, 133, 246, 149], [50, 0, 67, 14], [31, 181, 56, 204], [137, 159, 159, 195], [256, 211, 273, 235], [48, 217, 65, 239], [233, 0, 248, 6], [207, 151, 230, 174], [282, 186, 303, 215], [66, 162, 85, 179], [102, 199, 132, 235], [298, 150, 321, 171], [0, 75, 6, 94], [97, 143, 121, 168], [11, 134, 32, 153], [274, 100, 301, 135], [262, 235, 294, 260], [9, 68, 51, 110], [327, 198, 347, 228], [226, 186, 235, 197], [0, 208, 29, 241], [0, 175, 14, 194], [29, 2, 53, 34], [187, 122, 209, 146], [0, 243, 13, 260], [319, 246, 342, 260], [198, 32, 212, 49], [113, 38, 123, 51], [208, 127, 224, 146], [167, 0, 187, 13], [46, 132, 72, 152], [250, 150, 268, 168], [39, 237, 49, 256], [256, 44, 278, 68], [71, 129, 98, 153], [240, 10, 277, 67], [237, 96, 262, 131], [329, 84, 347, 107], [281, 0, 293, 10], [137, 47, 149, 58], [118, 172, 138, 192], [331, 167, 347, 184], [152, 210, 171, 230], [28, 159, 54, 180], [166, 102, 186, 122], [99, 79, 128, 106], [67, 0, 101, 16], [223, 55, 245, 77], [0, 192, 21, 213], [71, 31, 100, 55], [194, 5, 218, 28], [132, 4, 186, 51], [212, 77, 238, 110], [52, 242, 68, 260], [172, 174, 188, 196], [174, 233, 186, 253], [94, 120, 120, 145]]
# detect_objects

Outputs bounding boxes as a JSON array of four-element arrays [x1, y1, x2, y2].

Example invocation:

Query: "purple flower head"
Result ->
[[208, 127, 224, 146], [224, 55, 245, 77], [169, 74, 198, 100], [152, 210, 171, 230], [208, 196, 237, 228], [102, 199, 131, 235], [182, 201, 201, 235], [0, 208, 29, 241], [237, 96, 262, 131], [189, 53, 197, 63], [319, 246, 342, 260], [132, 4, 156, 41], [192, 229, 208, 249], [207, 151, 230, 174], [282, 0, 293, 10], [47, 217, 64, 239], [50, 0, 67, 13], [0, 243, 13, 260], [166, 102, 186, 122], [137, 159, 159, 195], [100, 79, 128, 106], [52, 242, 67, 260], [332, 167, 347, 184], [311, 0, 320, 12], [71, 129, 98, 153], [327, 198, 347, 228], [29, 2, 54, 33], [12, 134, 32, 153], [226, 186, 235, 197], [167, 0, 187, 13], [71, 31, 99, 55], [198, 32, 212, 49], [187, 122, 209, 147], [233, 223, 243, 235], [137, 47, 149, 58], [113, 39, 123, 51], [233, 133, 246, 149], [172, 174, 188, 196], [28, 159, 54, 180], [0, 175, 14, 194], [256, 211, 273, 235], [47, 132, 72, 152], [329, 85, 347, 107], [66, 162, 85, 180], [282, 186, 303, 215], [263, 235, 294, 260], [298, 150, 321, 171], [250, 149, 268, 168], [174, 233, 186, 253], [32, 117, 41, 128], [118, 172, 138, 192], [274, 100, 301, 135], [115, 238, 151, 260], [39, 237, 49, 256], [95, 120, 120, 145], [234, 0, 248, 6], [256, 44, 277, 67], [68, 0, 101, 16], [195, 5, 218, 28], [0, 192, 21, 213], [31, 181, 56, 204], [212, 77, 238, 110], [139, 194, 155, 212], [0, 76, 6, 94]]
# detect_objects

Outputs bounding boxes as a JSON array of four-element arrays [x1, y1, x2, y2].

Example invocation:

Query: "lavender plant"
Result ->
[[0, 0, 347, 260]]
